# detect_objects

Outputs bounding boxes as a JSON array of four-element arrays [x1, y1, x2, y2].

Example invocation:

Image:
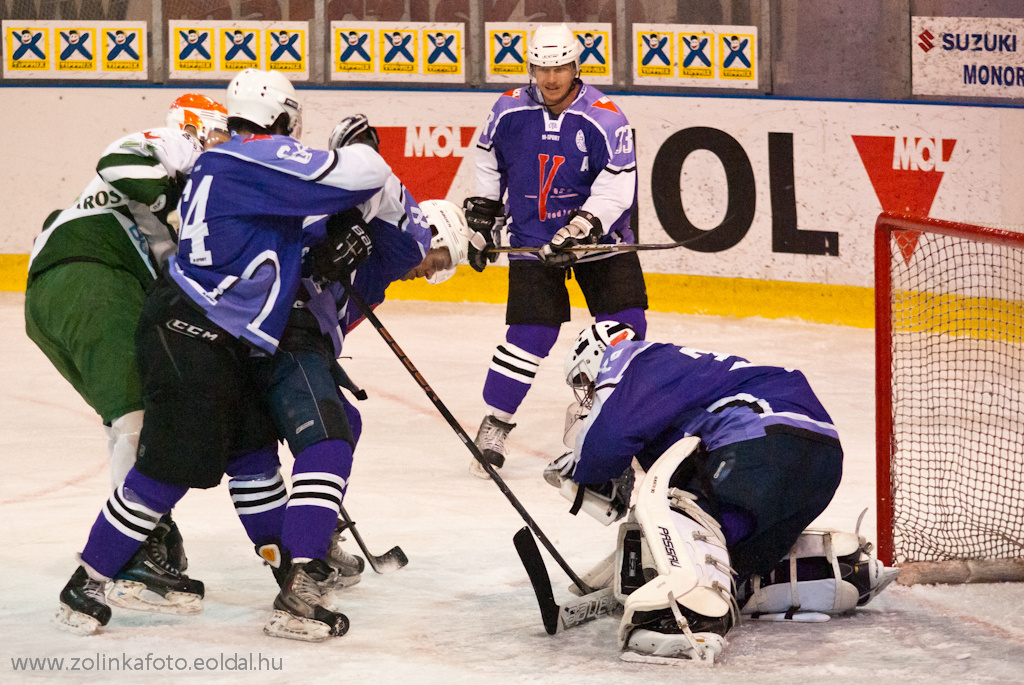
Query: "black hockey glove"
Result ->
[[463, 196, 505, 272], [538, 209, 603, 268], [309, 208, 373, 283], [328, 114, 380, 152]]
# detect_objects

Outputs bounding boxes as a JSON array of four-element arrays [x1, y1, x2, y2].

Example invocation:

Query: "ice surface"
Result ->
[[2, 293, 1022, 684]]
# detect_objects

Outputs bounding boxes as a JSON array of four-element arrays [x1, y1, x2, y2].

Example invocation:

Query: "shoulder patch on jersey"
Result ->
[[503, 88, 522, 98], [243, 134, 274, 143], [592, 97, 620, 114], [143, 130, 160, 139]]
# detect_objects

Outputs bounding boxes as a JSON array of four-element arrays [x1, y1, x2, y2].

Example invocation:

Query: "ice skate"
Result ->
[[264, 559, 350, 642], [107, 530, 204, 616], [470, 414, 515, 478], [325, 523, 364, 589], [55, 565, 112, 635]]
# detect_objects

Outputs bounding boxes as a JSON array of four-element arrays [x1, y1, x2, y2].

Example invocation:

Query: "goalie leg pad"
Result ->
[[617, 437, 737, 660], [740, 528, 899, 616]]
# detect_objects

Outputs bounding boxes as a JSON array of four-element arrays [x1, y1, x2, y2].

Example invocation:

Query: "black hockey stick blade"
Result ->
[[514, 527, 619, 635], [513, 527, 560, 635], [339, 506, 409, 574], [488, 240, 693, 254]]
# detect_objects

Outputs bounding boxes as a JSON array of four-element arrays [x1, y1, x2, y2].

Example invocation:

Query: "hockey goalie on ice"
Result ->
[[543, 322, 898, 664]]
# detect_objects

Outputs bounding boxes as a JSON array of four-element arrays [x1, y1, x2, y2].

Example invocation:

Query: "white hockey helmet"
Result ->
[[226, 68, 302, 136], [528, 23, 581, 71], [166, 93, 228, 146], [420, 199, 471, 284], [564, 321, 636, 389]]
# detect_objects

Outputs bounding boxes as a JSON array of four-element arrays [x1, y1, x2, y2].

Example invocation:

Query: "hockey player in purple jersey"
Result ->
[[544, 323, 897, 663], [463, 23, 648, 477], [55, 69, 428, 641]]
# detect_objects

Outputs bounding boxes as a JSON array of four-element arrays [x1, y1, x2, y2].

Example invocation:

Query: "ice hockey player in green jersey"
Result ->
[[26, 94, 227, 617]]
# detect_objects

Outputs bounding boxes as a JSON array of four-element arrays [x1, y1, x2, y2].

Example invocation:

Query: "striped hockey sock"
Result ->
[[283, 440, 353, 562]]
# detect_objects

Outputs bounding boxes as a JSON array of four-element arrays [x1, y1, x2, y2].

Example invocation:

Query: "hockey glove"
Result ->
[[309, 208, 373, 283], [463, 196, 505, 272], [543, 451, 577, 488], [538, 210, 603, 267], [328, 114, 380, 152]]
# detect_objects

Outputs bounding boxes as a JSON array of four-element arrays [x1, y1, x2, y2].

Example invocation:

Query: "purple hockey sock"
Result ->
[[226, 446, 287, 545], [282, 439, 353, 561], [482, 324, 559, 415], [597, 308, 647, 339], [80, 469, 187, 578]]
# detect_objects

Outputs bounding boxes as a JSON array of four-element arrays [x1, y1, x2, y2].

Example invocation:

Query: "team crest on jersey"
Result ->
[[575, 130, 587, 152]]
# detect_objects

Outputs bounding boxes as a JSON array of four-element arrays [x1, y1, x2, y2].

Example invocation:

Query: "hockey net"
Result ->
[[875, 212, 1024, 584]]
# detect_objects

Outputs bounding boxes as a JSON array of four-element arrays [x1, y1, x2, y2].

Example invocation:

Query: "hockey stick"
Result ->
[[513, 527, 618, 635], [339, 283, 593, 595], [338, 505, 409, 573], [486, 240, 694, 254]]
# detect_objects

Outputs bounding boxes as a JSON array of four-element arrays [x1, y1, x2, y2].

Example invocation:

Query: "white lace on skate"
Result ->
[[54, 576, 109, 636], [107, 580, 203, 616], [470, 415, 514, 478]]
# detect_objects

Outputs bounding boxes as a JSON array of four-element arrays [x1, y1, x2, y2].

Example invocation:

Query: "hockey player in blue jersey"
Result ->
[[463, 23, 648, 477], [54, 69, 430, 641], [544, 322, 897, 663]]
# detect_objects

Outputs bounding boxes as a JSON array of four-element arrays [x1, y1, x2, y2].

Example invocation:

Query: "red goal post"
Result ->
[[875, 212, 1024, 584]]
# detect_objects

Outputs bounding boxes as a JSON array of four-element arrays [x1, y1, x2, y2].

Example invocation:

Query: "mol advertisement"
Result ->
[[3, 88, 1021, 295]]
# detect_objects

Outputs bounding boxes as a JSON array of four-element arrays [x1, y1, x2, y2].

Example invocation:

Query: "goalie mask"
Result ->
[[227, 68, 302, 137], [419, 199, 471, 285], [564, 321, 636, 399], [166, 93, 228, 147]]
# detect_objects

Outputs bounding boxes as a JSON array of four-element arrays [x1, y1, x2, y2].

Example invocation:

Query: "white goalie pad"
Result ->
[[616, 437, 736, 660], [740, 528, 899, 618]]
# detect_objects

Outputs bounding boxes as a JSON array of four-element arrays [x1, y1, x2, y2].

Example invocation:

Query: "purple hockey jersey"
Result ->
[[475, 83, 637, 258], [572, 340, 840, 485], [169, 134, 394, 353]]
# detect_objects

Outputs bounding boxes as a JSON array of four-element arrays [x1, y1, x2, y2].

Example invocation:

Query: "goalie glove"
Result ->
[[463, 196, 505, 272], [543, 451, 577, 488], [309, 208, 373, 283], [538, 209, 603, 267], [544, 454, 634, 526], [328, 114, 380, 152]]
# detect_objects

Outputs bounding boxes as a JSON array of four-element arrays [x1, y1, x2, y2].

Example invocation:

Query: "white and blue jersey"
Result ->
[[475, 83, 637, 259], [300, 176, 431, 356], [169, 134, 393, 354], [573, 341, 840, 485]]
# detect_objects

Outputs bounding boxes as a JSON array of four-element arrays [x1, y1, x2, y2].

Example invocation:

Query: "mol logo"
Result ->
[[403, 126, 471, 158], [853, 135, 958, 264], [891, 136, 954, 172], [378, 126, 478, 202]]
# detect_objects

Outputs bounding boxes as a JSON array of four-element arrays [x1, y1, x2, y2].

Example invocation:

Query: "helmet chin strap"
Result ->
[[526, 76, 582, 113]]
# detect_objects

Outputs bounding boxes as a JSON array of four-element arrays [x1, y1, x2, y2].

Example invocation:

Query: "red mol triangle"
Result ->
[[852, 135, 955, 265]]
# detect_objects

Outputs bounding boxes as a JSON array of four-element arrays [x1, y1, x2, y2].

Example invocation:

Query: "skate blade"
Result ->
[[620, 651, 717, 666], [54, 604, 102, 636], [746, 611, 831, 622], [107, 580, 203, 616], [468, 459, 495, 480], [621, 634, 725, 666], [263, 610, 333, 642]]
